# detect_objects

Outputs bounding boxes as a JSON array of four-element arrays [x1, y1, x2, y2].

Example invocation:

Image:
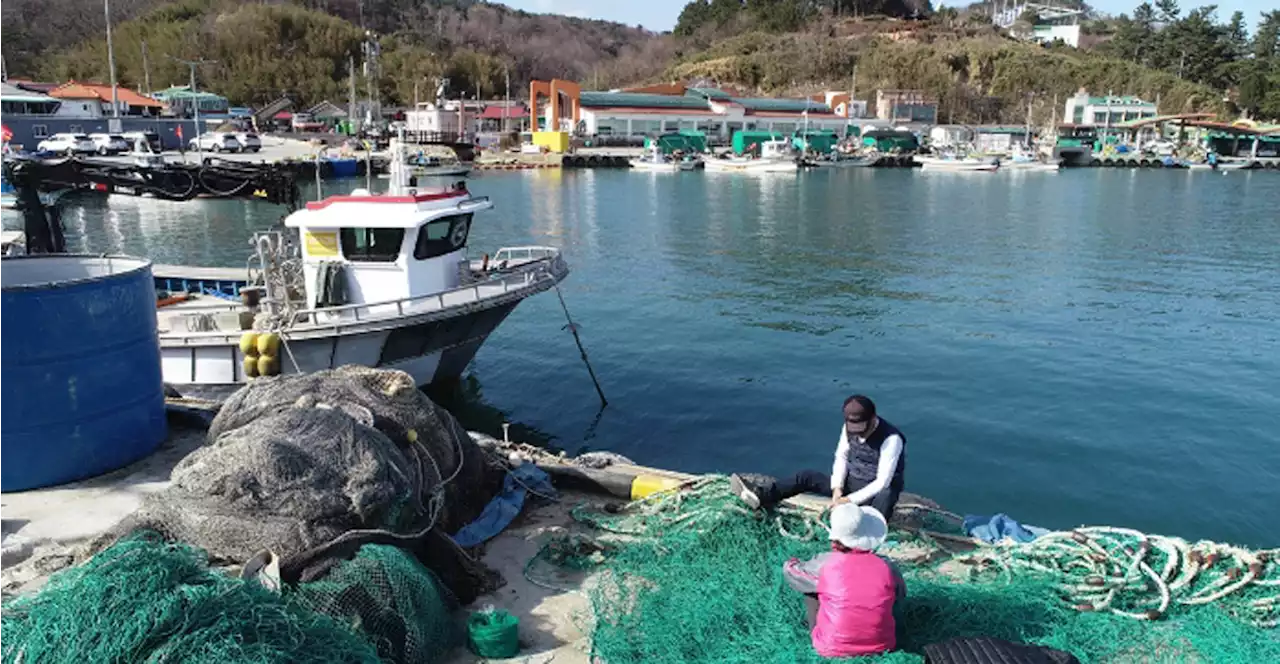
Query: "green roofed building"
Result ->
[[562, 83, 858, 142], [151, 85, 230, 117]]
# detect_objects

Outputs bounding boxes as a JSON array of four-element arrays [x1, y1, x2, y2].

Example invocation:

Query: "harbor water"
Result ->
[[7, 167, 1277, 546]]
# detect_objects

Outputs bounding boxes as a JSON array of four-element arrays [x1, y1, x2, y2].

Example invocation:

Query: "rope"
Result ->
[[953, 526, 1279, 627]]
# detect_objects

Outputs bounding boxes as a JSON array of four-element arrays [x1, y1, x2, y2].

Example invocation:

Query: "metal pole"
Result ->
[[348, 56, 357, 134], [104, 0, 120, 118], [168, 56, 216, 162], [141, 40, 151, 96], [504, 66, 510, 134], [191, 65, 201, 162]]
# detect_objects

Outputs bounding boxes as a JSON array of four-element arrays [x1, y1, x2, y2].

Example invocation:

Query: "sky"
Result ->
[[496, 0, 1275, 32]]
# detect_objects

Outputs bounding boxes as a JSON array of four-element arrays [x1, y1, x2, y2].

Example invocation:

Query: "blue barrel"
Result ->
[[324, 156, 360, 178], [2, 255, 167, 491]]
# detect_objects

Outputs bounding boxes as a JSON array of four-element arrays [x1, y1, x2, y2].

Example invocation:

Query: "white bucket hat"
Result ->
[[828, 503, 888, 551]]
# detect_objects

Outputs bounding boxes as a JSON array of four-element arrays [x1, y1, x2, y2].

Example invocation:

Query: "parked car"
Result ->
[[88, 133, 130, 155], [235, 132, 262, 153], [291, 113, 326, 132], [189, 132, 242, 153], [37, 133, 96, 155], [122, 131, 163, 153]]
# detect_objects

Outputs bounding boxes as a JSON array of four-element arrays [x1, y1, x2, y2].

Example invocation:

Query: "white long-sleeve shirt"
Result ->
[[830, 418, 903, 505]]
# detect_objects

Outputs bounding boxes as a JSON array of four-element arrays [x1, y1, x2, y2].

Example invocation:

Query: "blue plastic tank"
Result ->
[[2, 255, 168, 491]]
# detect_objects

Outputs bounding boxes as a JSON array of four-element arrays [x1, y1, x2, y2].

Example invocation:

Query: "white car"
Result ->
[[189, 132, 242, 153], [235, 132, 262, 153], [38, 133, 96, 155], [88, 133, 130, 155]]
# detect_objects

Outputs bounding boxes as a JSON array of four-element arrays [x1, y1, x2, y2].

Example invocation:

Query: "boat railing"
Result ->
[[159, 248, 567, 343]]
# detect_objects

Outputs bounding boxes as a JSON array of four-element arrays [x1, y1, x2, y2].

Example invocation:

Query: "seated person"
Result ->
[[731, 395, 905, 520], [783, 503, 904, 658]]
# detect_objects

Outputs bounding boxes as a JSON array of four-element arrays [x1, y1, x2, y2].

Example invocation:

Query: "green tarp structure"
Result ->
[[731, 130, 785, 156], [644, 131, 708, 155], [861, 129, 918, 152], [792, 130, 839, 154]]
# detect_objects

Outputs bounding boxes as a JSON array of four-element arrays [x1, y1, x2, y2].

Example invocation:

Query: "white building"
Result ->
[[1063, 91, 1158, 127], [405, 101, 476, 137], [1032, 24, 1080, 47]]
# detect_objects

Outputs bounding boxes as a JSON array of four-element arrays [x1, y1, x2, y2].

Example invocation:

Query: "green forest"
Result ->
[[3, 0, 1278, 122]]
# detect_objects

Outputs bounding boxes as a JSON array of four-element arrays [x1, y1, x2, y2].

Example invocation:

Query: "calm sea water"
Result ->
[[8, 168, 1278, 546]]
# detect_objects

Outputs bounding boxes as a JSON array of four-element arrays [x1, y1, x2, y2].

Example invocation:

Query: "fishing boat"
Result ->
[[809, 153, 879, 168], [916, 155, 999, 172], [154, 138, 568, 397], [703, 140, 799, 173], [999, 151, 1061, 172], [1185, 160, 1251, 172], [407, 153, 471, 177], [630, 144, 680, 172]]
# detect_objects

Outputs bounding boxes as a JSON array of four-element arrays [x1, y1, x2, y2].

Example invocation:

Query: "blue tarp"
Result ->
[[962, 513, 1050, 544], [451, 464, 557, 548]]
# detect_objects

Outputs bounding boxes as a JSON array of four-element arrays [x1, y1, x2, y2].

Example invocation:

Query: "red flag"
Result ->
[[1, 124, 12, 143], [176, 125, 184, 140]]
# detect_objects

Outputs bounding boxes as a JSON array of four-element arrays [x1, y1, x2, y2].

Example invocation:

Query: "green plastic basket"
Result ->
[[467, 608, 519, 658]]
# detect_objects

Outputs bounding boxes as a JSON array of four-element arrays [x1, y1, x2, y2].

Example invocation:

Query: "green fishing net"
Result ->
[[563, 477, 1280, 664], [0, 532, 381, 664], [293, 543, 459, 664]]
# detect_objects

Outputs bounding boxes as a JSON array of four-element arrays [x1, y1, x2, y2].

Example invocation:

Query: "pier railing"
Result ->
[[159, 248, 567, 344]]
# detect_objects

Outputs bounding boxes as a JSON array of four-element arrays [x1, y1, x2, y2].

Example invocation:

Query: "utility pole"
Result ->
[[168, 56, 216, 162], [503, 65, 510, 134], [850, 63, 858, 117], [104, 0, 120, 119], [141, 40, 151, 96], [348, 56, 357, 133], [1025, 92, 1034, 148]]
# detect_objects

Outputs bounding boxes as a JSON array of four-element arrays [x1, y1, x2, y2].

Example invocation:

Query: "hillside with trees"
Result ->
[[666, 1, 1280, 122], [3, 0, 674, 107], [4, 0, 1277, 122]]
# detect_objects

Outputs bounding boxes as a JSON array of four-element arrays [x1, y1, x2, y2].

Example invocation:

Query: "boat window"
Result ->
[[413, 213, 472, 260], [340, 227, 404, 262]]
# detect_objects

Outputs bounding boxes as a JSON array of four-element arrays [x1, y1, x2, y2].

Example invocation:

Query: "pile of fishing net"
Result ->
[[2, 533, 461, 664], [543, 476, 1280, 664], [103, 367, 501, 573], [1, 532, 383, 663], [30, 366, 509, 664]]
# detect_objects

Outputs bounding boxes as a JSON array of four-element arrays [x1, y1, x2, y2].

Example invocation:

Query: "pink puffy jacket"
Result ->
[[810, 550, 899, 658]]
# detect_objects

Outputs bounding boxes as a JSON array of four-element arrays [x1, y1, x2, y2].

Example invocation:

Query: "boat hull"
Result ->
[[162, 301, 520, 399], [1186, 162, 1250, 172], [920, 161, 999, 172], [1000, 162, 1061, 172], [703, 159, 798, 173], [630, 160, 680, 172]]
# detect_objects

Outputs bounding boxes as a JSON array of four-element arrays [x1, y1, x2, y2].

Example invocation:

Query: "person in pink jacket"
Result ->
[[783, 503, 904, 658]]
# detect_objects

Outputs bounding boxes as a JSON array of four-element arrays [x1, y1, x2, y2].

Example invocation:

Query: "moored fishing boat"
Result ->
[[917, 156, 999, 172], [704, 140, 799, 173], [154, 138, 568, 397]]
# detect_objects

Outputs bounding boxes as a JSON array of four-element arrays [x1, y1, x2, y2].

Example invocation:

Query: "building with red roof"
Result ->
[[49, 81, 163, 117]]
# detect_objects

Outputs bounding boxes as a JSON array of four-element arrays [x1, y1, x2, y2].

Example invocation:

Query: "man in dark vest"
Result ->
[[731, 395, 905, 520]]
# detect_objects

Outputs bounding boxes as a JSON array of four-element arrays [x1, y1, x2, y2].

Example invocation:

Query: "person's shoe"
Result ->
[[729, 473, 761, 510]]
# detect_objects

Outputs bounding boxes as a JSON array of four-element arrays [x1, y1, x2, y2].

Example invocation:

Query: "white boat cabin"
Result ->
[[283, 168, 491, 314]]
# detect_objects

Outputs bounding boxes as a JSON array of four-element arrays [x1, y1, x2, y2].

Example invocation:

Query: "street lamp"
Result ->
[[168, 56, 217, 162]]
